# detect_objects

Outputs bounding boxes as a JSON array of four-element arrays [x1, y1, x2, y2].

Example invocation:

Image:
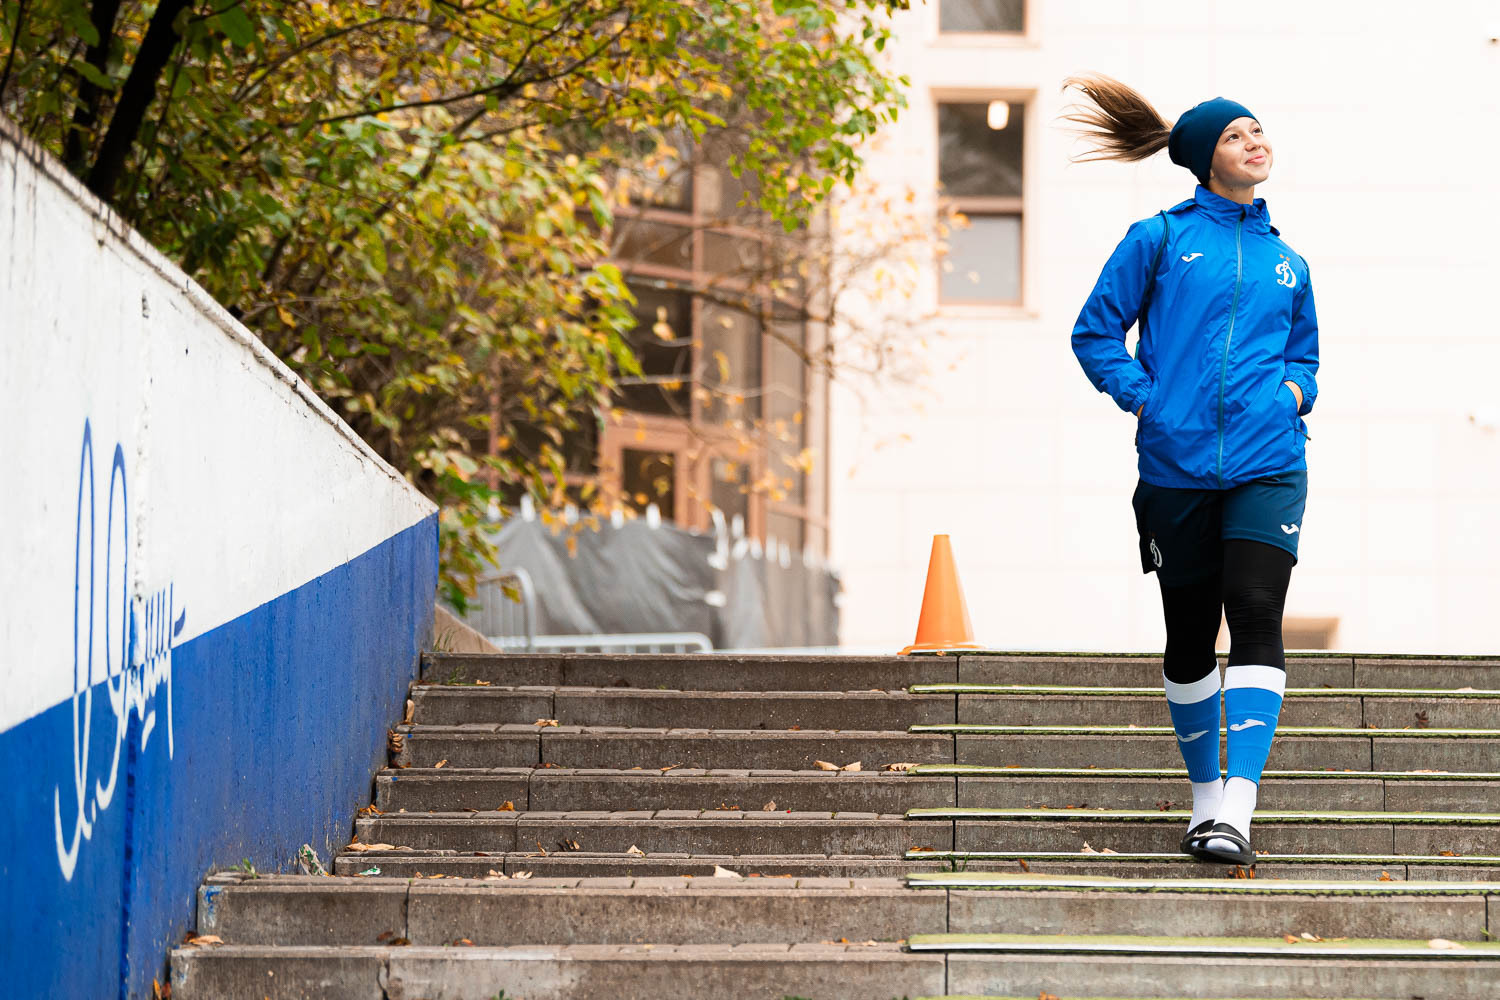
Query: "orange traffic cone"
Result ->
[[899, 534, 985, 655]]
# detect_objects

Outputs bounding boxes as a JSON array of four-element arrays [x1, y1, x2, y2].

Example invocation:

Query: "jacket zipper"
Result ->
[[1216, 210, 1245, 487]]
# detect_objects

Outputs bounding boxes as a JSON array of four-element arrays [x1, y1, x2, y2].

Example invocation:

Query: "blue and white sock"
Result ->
[[1163, 667, 1223, 830], [1205, 664, 1287, 852]]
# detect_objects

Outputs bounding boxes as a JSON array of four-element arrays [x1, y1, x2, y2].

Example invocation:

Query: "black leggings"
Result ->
[[1160, 539, 1294, 684]]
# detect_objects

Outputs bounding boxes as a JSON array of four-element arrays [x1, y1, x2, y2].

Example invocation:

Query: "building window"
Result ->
[[939, 0, 1025, 34], [937, 99, 1024, 305], [588, 140, 829, 556]]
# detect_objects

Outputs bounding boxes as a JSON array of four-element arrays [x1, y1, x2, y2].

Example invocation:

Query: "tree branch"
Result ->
[[85, 0, 190, 204], [62, 0, 121, 172]]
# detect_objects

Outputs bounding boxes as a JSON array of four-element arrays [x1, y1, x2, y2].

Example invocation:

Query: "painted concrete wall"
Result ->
[[830, 0, 1500, 654], [0, 116, 439, 997]]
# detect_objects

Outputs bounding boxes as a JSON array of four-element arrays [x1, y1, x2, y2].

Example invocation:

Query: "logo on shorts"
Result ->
[[1149, 539, 1163, 567], [1281, 523, 1300, 535]]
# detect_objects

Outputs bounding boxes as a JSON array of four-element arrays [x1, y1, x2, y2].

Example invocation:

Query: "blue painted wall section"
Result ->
[[0, 506, 438, 997]]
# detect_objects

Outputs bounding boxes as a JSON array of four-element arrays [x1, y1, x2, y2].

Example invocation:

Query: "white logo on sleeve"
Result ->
[[1149, 539, 1163, 567], [1228, 719, 1268, 731], [1178, 730, 1210, 742], [1281, 523, 1300, 535], [1180, 252, 1204, 263], [1276, 259, 1297, 287]]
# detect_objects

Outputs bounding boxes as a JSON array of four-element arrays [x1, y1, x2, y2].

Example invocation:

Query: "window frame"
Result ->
[[931, 0, 1036, 46], [932, 89, 1035, 313]]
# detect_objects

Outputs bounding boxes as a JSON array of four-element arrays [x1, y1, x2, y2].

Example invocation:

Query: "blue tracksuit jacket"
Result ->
[[1071, 184, 1319, 489]]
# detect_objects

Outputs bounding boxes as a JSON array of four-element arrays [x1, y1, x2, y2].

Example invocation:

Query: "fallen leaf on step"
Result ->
[[1300, 932, 1323, 942], [1438, 850, 1459, 857], [909, 846, 935, 852], [626, 845, 645, 856], [512, 871, 533, 879], [1080, 842, 1097, 854], [403, 700, 414, 725], [1282, 934, 1299, 944], [387, 731, 404, 753], [1099, 847, 1118, 854], [712, 865, 742, 878], [1429, 938, 1465, 950], [474, 679, 491, 686], [843, 761, 861, 772], [535, 718, 559, 727], [1415, 710, 1430, 728], [1378, 871, 1393, 881], [660, 763, 681, 772], [356, 804, 382, 816], [185, 935, 223, 948], [497, 801, 514, 811], [814, 760, 861, 771], [485, 870, 508, 879], [762, 800, 777, 811], [882, 762, 919, 772], [558, 838, 581, 851], [347, 842, 397, 852], [452, 938, 474, 946]]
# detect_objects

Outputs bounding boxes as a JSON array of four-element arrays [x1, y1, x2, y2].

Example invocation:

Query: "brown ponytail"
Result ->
[[1059, 73, 1172, 164]]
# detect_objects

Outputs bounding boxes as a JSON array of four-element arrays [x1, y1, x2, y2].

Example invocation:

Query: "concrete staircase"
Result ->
[[171, 652, 1500, 999]]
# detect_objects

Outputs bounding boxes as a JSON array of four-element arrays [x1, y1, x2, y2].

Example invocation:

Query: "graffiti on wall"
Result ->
[[55, 419, 183, 880]]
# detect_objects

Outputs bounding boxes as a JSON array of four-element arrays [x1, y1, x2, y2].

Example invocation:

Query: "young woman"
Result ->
[[1062, 75, 1319, 865]]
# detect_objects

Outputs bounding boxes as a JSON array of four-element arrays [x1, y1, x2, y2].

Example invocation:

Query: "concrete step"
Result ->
[[916, 874, 1494, 941], [422, 652, 1500, 693], [931, 726, 1500, 771], [371, 766, 1500, 814], [196, 874, 941, 948], [913, 933, 1500, 1000], [423, 651, 959, 691], [376, 767, 958, 813], [957, 654, 1500, 690], [196, 872, 1500, 950], [909, 685, 1500, 730], [906, 848, 1500, 881], [353, 811, 953, 856], [170, 941, 945, 1000], [937, 770, 1500, 813], [411, 683, 1500, 730], [331, 851, 950, 879], [394, 725, 953, 769], [410, 685, 954, 729], [910, 807, 1500, 856]]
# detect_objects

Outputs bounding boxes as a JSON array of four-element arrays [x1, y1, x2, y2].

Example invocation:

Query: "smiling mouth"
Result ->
[[1247, 156, 1266, 164]]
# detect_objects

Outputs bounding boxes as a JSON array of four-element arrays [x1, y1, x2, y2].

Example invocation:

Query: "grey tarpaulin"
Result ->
[[475, 513, 839, 649]]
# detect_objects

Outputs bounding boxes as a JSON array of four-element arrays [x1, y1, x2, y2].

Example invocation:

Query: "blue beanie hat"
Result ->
[[1169, 97, 1257, 185]]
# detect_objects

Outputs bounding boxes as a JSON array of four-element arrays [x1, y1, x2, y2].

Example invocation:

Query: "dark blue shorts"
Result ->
[[1131, 470, 1307, 586]]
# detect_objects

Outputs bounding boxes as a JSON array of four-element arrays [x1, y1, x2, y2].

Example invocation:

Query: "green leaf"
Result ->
[[217, 6, 255, 48]]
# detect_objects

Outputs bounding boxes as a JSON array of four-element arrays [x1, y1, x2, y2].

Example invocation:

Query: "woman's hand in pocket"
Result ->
[[1283, 379, 1303, 410]]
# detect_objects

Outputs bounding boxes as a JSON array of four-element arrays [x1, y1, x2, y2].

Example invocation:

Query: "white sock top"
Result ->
[[1223, 663, 1287, 696]]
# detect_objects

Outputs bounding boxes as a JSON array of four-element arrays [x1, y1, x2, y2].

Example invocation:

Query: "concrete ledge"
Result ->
[[171, 943, 946, 1000]]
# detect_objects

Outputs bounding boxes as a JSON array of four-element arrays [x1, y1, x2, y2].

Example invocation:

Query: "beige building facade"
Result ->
[[829, 0, 1500, 653]]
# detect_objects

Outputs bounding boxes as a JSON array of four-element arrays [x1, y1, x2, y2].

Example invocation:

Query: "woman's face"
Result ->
[[1208, 116, 1273, 189]]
